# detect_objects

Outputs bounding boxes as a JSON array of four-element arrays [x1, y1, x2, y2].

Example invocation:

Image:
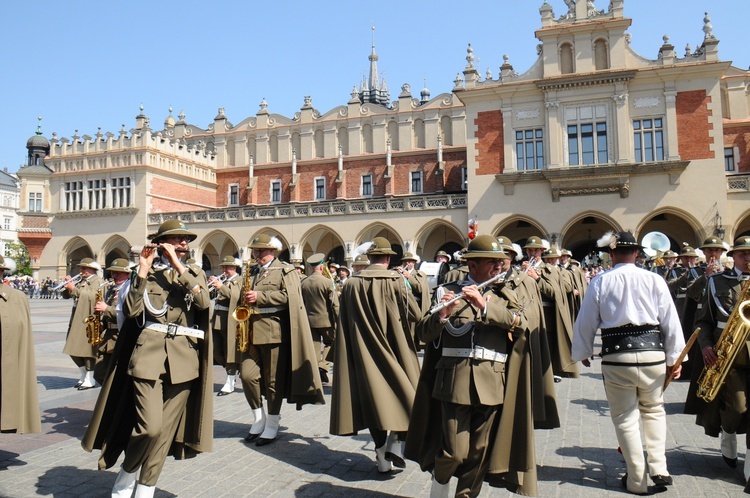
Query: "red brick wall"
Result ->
[[149, 177, 217, 212], [18, 232, 51, 262], [724, 123, 750, 173], [676, 90, 714, 160], [474, 110, 504, 175]]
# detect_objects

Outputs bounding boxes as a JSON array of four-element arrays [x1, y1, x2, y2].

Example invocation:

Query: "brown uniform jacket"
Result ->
[[82, 262, 214, 467], [536, 263, 578, 377], [300, 272, 339, 329], [62, 274, 102, 359], [0, 284, 41, 433], [211, 273, 242, 364], [330, 264, 421, 435]]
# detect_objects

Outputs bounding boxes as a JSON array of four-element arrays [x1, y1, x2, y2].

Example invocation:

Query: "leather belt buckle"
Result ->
[[166, 323, 178, 338]]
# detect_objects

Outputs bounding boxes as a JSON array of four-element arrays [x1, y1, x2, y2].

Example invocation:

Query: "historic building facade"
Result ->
[[16, 0, 750, 279]]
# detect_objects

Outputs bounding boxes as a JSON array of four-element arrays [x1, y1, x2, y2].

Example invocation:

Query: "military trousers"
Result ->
[[717, 365, 750, 445], [434, 401, 500, 498], [123, 376, 192, 486], [310, 327, 334, 372], [239, 341, 290, 415], [602, 350, 668, 494], [212, 323, 238, 375]]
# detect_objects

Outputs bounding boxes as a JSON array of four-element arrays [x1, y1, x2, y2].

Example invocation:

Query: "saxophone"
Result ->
[[84, 280, 111, 347], [233, 260, 258, 353], [696, 264, 750, 402]]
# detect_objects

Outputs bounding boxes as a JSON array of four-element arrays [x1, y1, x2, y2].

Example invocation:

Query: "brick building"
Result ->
[[16, 0, 750, 279]]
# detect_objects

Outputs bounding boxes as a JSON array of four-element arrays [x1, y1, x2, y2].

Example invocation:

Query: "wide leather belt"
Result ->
[[601, 324, 661, 356], [542, 301, 555, 307], [442, 346, 507, 363], [675, 293, 686, 298], [214, 304, 230, 311], [144, 321, 205, 340]]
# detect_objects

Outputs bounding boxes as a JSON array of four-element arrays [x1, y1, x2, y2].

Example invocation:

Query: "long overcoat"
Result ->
[[62, 275, 102, 359]]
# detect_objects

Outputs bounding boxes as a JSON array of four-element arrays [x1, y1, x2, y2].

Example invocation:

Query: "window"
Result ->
[[65, 181, 84, 211], [411, 171, 423, 193], [112, 177, 131, 208], [271, 180, 282, 203], [461, 165, 468, 191], [228, 183, 239, 206], [29, 192, 42, 212], [633, 118, 665, 163], [314, 177, 326, 200], [568, 122, 608, 166], [361, 174, 373, 197], [560, 43, 574, 74], [3, 217, 10, 230], [515, 129, 545, 171], [88, 179, 107, 209], [725, 147, 736, 172]]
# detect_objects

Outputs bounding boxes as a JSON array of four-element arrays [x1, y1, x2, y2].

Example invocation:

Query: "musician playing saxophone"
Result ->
[[62, 258, 102, 389], [689, 236, 750, 490], [239, 235, 324, 446], [210, 256, 242, 396], [92, 259, 131, 385]]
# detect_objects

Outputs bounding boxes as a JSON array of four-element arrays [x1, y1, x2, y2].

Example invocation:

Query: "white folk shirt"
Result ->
[[572, 262, 685, 366]]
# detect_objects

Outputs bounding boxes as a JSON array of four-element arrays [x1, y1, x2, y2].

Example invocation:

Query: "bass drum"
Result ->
[[417, 261, 449, 291]]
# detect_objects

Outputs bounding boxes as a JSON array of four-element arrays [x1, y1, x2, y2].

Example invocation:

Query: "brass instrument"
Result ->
[[233, 260, 257, 353], [428, 271, 507, 315], [696, 264, 750, 402], [208, 274, 229, 299], [523, 257, 541, 274], [84, 280, 112, 347], [52, 273, 83, 291]]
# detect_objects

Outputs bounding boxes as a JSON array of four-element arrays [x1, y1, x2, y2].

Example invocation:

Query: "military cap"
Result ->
[[366, 237, 397, 256], [352, 254, 370, 267], [0, 255, 10, 271], [219, 256, 240, 267], [328, 262, 340, 269], [106, 258, 132, 273], [542, 247, 562, 259], [699, 236, 725, 250], [727, 236, 750, 256], [294, 261, 305, 270], [597, 231, 643, 250], [561, 249, 573, 257], [338, 266, 351, 276], [306, 253, 326, 266], [523, 236, 546, 249], [435, 250, 452, 262], [570, 259, 581, 267], [495, 236, 515, 254], [461, 235, 509, 260], [249, 234, 282, 250], [148, 219, 197, 242], [679, 245, 698, 257], [78, 257, 102, 271], [662, 250, 678, 258], [401, 251, 419, 262]]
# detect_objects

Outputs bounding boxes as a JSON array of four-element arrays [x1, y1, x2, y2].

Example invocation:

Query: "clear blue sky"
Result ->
[[1, 0, 746, 173]]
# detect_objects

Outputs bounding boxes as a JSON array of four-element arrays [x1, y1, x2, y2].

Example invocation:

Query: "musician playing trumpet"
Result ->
[[62, 257, 102, 389], [211, 256, 242, 396], [82, 219, 212, 498], [686, 236, 750, 491]]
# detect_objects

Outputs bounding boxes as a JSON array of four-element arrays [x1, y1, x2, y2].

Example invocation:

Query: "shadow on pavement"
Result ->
[[35, 466, 177, 497], [569, 397, 610, 417], [42, 406, 93, 439], [0, 449, 26, 470], [295, 481, 409, 497], [38, 375, 78, 391]]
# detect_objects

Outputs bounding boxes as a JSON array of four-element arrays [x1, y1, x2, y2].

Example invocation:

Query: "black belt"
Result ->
[[601, 324, 662, 356]]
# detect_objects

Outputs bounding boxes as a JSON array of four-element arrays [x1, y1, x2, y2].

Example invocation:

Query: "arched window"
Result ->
[[291, 132, 301, 159], [314, 129, 324, 158], [337, 127, 349, 155], [440, 116, 453, 146], [247, 136, 256, 163], [560, 42, 574, 74], [387, 120, 399, 151], [226, 139, 235, 166], [269, 134, 279, 162], [594, 39, 609, 70], [414, 119, 425, 149], [362, 124, 374, 154]]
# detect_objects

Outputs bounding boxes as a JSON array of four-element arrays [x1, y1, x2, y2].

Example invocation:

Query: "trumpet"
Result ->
[[52, 273, 83, 291], [208, 274, 229, 299], [522, 257, 541, 274], [428, 271, 507, 315], [706, 257, 723, 276]]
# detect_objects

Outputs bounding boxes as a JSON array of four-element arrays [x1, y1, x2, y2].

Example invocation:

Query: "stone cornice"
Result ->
[[536, 70, 636, 92], [53, 206, 139, 219]]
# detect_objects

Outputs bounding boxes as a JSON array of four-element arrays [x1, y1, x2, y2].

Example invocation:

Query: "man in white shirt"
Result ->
[[572, 231, 685, 495]]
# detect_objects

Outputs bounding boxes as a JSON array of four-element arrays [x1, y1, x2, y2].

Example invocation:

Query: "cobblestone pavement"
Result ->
[[0, 300, 745, 497]]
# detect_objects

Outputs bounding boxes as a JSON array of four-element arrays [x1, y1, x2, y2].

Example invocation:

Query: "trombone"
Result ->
[[52, 273, 83, 291]]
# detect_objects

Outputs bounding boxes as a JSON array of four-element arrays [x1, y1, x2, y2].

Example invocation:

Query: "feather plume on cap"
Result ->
[[453, 249, 465, 263], [512, 243, 523, 261], [597, 231, 618, 250], [352, 241, 374, 259], [269, 236, 283, 251], [541, 239, 551, 250]]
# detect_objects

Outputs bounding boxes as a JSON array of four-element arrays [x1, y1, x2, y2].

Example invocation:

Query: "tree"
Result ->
[[4, 241, 32, 276]]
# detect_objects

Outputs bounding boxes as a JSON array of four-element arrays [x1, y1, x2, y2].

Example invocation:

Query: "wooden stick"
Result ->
[[664, 327, 699, 390]]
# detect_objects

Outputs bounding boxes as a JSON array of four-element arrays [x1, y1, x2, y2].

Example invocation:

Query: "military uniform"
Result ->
[[0, 255, 41, 434], [211, 257, 242, 395], [62, 258, 102, 388], [300, 253, 339, 381]]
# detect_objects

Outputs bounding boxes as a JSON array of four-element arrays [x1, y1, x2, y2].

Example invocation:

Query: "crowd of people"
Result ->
[[1, 276, 68, 299], [2, 220, 750, 497]]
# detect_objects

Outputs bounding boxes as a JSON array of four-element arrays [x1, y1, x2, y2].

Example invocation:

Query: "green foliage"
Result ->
[[4, 241, 32, 276]]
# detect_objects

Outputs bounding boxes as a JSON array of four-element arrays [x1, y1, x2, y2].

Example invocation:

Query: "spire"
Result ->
[[357, 26, 390, 107], [368, 26, 379, 94]]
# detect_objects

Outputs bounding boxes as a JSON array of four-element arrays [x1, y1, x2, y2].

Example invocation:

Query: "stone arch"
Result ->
[[201, 230, 240, 274], [314, 129, 325, 158], [490, 215, 548, 248], [593, 37, 609, 71], [440, 115, 453, 146], [247, 228, 291, 263], [226, 138, 236, 166], [559, 211, 621, 262], [298, 224, 346, 266], [387, 120, 399, 151], [247, 135, 257, 165], [559, 41, 575, 74], [60, 236, 94, 277], [362, 124, 374, 154], [355, 223, 404, 267], [732, 207, 750, 240], [636, 207, 705, 252], [100, 234, 132, 269], [413, 119, 426, 149], [413, 219, 464, 261]]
